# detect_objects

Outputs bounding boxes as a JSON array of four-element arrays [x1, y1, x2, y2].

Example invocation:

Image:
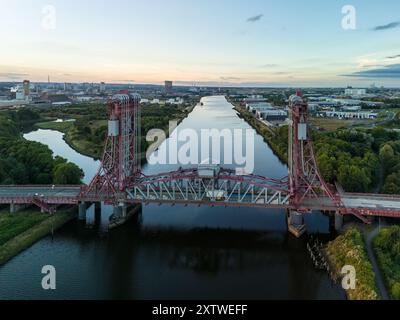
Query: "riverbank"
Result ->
[[325, 227, 379, 300], [0, 210, 75, 265], [35, 120, 104, 159], [227, 97, 288, 163]]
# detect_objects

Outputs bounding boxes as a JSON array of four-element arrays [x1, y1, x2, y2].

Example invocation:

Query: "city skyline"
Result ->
[[1, 0, 400, 87]]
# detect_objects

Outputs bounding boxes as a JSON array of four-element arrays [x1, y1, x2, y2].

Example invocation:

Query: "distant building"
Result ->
[[15, 87, 25, 100], [243, 98, 268, 104], [23, 80, 30, 98], [324, 110, 377, 119], [166, 97, 184, 105], [342, 105, 362, 112], [165, 81, 173, 93], [246, 102, 274, 112], [64, 82, 72, 92], [100, 82, 106, 93], [257, 109, 288, 121], [151, 98, 165, 105], [345, 88, 367, 96]]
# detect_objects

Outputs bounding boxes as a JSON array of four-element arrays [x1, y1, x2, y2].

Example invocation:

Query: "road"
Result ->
[[342, 193, 400, 211], [0, 186, 81, 204]]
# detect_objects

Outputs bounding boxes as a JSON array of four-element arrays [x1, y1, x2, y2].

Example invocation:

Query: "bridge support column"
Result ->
[[287, 210, 306, 238], [100, 202, 114, 233], [108, 203, 143, 230], [85, 203, 95, 227], [335, 211, 343, 232], [78, 202, 87, 221], [10, 203, 27, 214]]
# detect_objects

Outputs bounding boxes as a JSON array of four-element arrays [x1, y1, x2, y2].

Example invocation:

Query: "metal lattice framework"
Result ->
[[83, 91, 141, 202], [128, 168, 290, 207], [288, 92, 337, 208]]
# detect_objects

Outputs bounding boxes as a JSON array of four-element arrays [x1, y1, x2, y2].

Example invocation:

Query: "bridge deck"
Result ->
[[0, 186, 81, 205], [341, 193, 400, 214], [0, 184, 400, 218]]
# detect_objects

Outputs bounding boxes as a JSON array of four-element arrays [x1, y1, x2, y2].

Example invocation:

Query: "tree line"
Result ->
[[374, 226, 400, 299], [0, 110, 83, 185], [267, 123, 400, 193]]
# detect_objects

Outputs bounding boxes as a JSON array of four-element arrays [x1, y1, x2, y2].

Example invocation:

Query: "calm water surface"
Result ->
[[0, 96, 345, 300]]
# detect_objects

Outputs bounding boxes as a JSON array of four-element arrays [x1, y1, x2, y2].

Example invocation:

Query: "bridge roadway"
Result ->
[[0, 185, 81, 205], [0, 183, 400, 218], [341, 193, 400, 217]]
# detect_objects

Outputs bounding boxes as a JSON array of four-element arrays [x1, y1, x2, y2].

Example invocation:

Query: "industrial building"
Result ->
[[165, 81, 173, 93], [345, 88, 367, 96], [257, 109, 288, 121], [245, 101, 288, 122], [323, 110, 378, 119], [246, 102, 274, 112], [100, 82, 106, 93]]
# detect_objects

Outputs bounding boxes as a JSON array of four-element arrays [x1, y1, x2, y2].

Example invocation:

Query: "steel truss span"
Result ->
[[129, 168, 290, 207]]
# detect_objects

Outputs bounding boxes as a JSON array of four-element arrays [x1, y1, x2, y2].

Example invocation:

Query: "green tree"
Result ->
[[317, 153, 336, 182], [53, 163, 84, 185], [392, 283, 400, 300], [338, 165, 370, 192], [380, 144, 394, 166]]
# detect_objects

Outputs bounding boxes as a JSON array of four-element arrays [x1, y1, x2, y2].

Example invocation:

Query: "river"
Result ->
[[0, 96, 345, 300]]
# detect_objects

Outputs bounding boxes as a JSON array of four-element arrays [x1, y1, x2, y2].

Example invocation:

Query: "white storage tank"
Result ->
[[108, 120, 119, 137]]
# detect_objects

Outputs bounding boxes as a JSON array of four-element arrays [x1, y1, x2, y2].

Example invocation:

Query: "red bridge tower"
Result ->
[[85, 92, 141, 203]]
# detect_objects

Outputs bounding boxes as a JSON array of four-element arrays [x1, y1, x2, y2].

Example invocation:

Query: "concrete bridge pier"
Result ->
[[109, 203, 143, 230], [100, 202, 114, 233], [287, 210, 306, 238], [78, 202, 87, 221], [10, 203, 28, 214], [85, 203, 96, 227], [334, 210, 344, 232]]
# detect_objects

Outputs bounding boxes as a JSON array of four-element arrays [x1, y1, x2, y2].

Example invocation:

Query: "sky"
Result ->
[[0, 0, 400, 87]]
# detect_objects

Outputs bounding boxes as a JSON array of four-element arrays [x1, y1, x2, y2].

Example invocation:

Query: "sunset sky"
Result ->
[[1, 0, 400, 87]]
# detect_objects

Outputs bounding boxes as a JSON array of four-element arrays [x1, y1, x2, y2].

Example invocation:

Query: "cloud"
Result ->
[[343, 64, 400, 78], [112, 80, 135, 82], [273, 71, 289, 75], [373, 21, 400, 31], [387, 54, 400, 59], [260, 64, 278, 68], [247, 14, 263, 23], [0, 72, 29, 80], [220, 76, 241, 81]]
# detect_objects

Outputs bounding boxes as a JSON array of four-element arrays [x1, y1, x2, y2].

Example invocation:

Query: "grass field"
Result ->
[[35, 120, 75, 133], [0, 210, 74, 265], [310, 117, 367, 131], [0, 212, 48, 246]]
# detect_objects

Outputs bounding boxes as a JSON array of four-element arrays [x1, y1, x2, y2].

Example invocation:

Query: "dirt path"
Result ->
[[364, 225, 390, 300]]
